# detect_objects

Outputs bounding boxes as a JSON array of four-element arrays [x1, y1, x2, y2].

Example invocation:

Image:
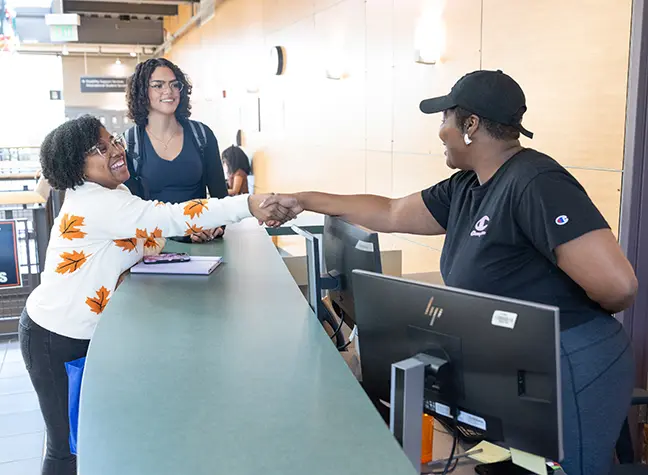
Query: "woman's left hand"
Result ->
[[190, 227, 224, 243]]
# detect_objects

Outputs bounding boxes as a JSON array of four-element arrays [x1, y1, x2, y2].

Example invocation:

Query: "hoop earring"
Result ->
[[463, 133, 472, 145]]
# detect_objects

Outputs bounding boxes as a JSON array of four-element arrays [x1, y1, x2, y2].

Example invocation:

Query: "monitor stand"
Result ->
[[389, 355, 546, 475], [389, 353, 454, 473]]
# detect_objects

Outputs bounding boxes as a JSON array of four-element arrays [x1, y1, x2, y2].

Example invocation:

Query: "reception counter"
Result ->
[[77, 219, 416, 475]]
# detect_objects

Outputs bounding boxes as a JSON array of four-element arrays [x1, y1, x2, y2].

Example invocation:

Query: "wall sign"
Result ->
[[0, 220, 22, 288], [80, 77, 128, 93], [50, 90, 62, 100]]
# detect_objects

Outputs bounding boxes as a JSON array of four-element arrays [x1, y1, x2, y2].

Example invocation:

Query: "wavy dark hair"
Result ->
[[126, 58, 192, 127], [222, 146, 252, 176], [40, 115, 102, 190]]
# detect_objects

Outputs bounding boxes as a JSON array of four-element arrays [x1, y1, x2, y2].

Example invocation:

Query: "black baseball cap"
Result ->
[[419, 70, 534, 139]]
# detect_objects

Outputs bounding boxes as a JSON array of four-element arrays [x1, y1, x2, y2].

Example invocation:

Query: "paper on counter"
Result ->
[[467, 441, 511, 464], [510, 447, 547, 475]]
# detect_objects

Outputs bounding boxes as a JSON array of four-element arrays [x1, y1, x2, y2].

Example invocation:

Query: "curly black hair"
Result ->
[[453, 107, 520, 141], [40, 115, 102, 191], [126, 58, 192, 127], [222, 146, 252, 176]]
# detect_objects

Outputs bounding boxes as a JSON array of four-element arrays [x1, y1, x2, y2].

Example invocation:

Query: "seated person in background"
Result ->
[[262, 70, 638, 475], [19, 115, 296, 475], [124, 58, 228, 243], [222, 145, 251, 196]]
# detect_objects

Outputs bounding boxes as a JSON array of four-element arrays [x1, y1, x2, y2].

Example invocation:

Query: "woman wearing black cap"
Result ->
[[263, 70, 637, 474]]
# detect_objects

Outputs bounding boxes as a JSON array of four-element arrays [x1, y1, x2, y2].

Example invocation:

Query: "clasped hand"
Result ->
[[248, 194, 303, 227]]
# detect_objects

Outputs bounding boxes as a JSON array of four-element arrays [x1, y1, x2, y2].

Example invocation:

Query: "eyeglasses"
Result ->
[[86, 135, 126, 159], [149, 80, 184, 93]]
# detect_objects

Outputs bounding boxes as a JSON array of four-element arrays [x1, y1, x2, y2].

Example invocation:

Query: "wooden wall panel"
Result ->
[[365, 151, 393, 196], [262, 0, 314, 34], [481, 0, 631, 170], [165, 0, 631, 277], [391, 151, 454, 198], [569, 169, 623, 236]]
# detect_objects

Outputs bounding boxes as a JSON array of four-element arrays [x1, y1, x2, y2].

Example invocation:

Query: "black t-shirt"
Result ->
[[421, 148, 611, 331]]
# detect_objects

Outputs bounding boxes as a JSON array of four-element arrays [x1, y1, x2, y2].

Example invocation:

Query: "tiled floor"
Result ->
[[0, 338, 44, 475]]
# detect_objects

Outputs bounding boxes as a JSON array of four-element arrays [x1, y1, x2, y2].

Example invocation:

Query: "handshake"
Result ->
[[248, 193, 304, 228]]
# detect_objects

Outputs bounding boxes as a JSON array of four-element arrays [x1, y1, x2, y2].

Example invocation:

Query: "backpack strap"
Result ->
[[189, 120, 211, 198], [125, 125, 151, 199], [189, 120, 207, 151], [125, 126, 141, 174]]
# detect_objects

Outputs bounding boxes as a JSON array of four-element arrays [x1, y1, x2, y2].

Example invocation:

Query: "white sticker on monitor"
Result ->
[[457, 412, 487, 431], [427, 401, 487, 431], [355, 240, 374, 252], [491, 310, 518, 330], [431, 402, 451, 418]]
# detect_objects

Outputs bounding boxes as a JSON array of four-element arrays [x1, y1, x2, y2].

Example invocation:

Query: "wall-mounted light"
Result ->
[[270, 46, 286, 75], [61, 45, 69, 56], [115, 58, 122, 65], [325, 66, 348, 81], [129, 51, 137, 57], [325, 32, 349, 80], [414, 0, 445, 65]]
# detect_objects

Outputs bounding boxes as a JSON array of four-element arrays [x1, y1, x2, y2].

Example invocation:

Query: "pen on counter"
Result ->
[[424, 448, 484, 467]]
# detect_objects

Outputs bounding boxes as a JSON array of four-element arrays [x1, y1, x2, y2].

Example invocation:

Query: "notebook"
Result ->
[[131, 256, 223, 276]]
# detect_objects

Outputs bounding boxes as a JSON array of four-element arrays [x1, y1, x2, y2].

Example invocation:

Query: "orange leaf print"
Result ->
[[114, 238, 138, 253], [55, 251, 89, 274], [142, 227, 162, 249], [154, 201, 165, 207], [85, 286, 111, 315], [183, 199, 209, 219], [185, 222, 204, 236], [59, 214, 86, 240], [135, 228, 162, 248]]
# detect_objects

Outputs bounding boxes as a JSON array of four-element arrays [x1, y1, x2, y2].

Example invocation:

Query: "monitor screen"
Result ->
[[323, 216, 382, 323]]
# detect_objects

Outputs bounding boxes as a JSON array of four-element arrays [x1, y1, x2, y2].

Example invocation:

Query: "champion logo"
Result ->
[[555, 215, 569, 226], [470, 215, 490, 237]]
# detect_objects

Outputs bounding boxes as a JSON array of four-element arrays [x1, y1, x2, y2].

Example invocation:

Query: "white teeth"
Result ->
[[111, 160, 125, 170], [161, 99, 174, 103]]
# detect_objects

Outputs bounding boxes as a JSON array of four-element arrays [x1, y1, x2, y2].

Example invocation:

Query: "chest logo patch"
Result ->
[[555, 215, 569, 226], [470, 215, 490, 237]]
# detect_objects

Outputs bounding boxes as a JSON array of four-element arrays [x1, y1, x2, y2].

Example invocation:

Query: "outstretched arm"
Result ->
[[262, 192, 445, 235]]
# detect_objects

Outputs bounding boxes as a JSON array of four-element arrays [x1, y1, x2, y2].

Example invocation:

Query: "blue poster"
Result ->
[[0, 220, 21, 288]]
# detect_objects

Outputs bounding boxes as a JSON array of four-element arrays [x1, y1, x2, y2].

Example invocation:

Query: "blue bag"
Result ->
[[65, 357, 86, 456]]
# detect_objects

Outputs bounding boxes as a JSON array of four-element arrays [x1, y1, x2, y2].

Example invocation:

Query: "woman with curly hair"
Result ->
[[20, 115, 297, 475], [124, 58, 228, 243]]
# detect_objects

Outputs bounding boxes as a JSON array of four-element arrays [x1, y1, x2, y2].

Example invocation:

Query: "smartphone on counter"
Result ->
[[143, 253, 191, 265]]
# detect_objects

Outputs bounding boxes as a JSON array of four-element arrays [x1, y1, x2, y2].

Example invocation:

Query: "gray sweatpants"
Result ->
[[560, 315, 634, 475]]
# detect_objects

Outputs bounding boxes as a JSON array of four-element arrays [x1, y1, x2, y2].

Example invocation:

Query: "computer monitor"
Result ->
[[290, 224, 322, 314], [290, 224, 345, 347], [322, 216, 382, 324], [352, 270, 563, 463]]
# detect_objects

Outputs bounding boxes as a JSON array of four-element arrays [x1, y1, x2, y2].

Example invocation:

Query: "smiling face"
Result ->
[[83, 127, 129, 189], [147, 66, 182, 116], [438, 109, 467, 170]]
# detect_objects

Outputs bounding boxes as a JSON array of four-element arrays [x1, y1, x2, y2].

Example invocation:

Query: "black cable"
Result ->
[[328, 310, 346, 342], [429, 416, 459, 475], [337, 340, 353, 351]]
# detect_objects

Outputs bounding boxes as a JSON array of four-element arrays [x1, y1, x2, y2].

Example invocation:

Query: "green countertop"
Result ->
[[77, 219, 416, 475]]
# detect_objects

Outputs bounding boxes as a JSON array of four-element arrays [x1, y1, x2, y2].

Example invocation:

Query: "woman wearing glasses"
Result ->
[[124, 58, 229, 243], [19, 116, 297, 475]]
